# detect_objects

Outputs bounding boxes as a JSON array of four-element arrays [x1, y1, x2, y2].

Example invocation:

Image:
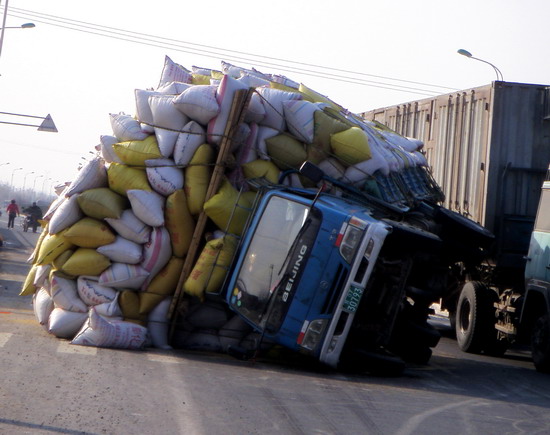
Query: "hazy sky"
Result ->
[[0, 0, 548, 194]]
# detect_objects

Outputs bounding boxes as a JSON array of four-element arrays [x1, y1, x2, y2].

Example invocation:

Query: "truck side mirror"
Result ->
[[299, 161, 324, 184]]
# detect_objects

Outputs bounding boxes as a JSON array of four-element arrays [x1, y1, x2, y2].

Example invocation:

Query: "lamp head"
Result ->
[[457, 49, 473, 58], [21, 23, 35, 29]]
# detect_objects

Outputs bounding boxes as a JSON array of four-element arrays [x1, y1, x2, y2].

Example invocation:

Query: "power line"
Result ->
[[8, 7, 458, 97]]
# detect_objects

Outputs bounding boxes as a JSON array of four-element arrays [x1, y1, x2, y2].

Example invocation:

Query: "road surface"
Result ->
[[1, 214, 550, 435]]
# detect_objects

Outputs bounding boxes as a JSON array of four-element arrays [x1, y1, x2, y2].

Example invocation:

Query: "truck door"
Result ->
[[525, 180, 550, 283]]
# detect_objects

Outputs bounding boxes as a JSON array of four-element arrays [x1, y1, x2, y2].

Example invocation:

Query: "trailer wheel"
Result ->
[[456, 281, 499, 353], [531, 314, 550, 373]]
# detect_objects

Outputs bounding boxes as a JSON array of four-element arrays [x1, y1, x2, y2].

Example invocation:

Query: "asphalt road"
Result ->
[[2, 214, 550, 435]]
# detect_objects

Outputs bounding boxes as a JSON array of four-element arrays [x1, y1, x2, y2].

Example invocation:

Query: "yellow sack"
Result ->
[[185, 144, 214, 215], [265, 134, 307, 170], [52, 249, 75, 271], [139, 256, 184, 315], [165, 189, 195, 258], [64, 217, 116, 248], [20, 265, 38, 296], [61, 248, 111, 277], [192, 73, 211, 85], [203, 180, 254, 236], [113, 135, 162, 166], [331, 127, 372, 166], [307, 110, 350, 164], [77, 188, 127, 220], [35, 228, 75, 266], [28, 222, 49, 264], [242, 160, 280, 184], [183, 236, 237, 299], [119, 290, 147, 326], [107, 163, 151, 197], [299, 83, 344, 113]]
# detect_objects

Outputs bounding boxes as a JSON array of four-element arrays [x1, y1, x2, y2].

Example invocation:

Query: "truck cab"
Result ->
[[521, 174, 550, 371], [223, 179, 446, 374]]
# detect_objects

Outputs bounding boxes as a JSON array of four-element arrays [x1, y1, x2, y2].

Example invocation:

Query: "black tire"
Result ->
[[531, 314, 550, 373], [456, 281, 501, 354]]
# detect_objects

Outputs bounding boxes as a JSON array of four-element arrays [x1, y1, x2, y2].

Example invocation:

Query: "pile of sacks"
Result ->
[[21, 55, 427, 353]]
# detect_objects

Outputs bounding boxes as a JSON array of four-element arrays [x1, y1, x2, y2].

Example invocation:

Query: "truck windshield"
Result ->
[[231, 195, 310, 325]]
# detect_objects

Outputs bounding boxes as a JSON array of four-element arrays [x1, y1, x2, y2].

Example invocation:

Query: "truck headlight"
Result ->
[[299, 319, 328, 351], [339, 224, 365, 263]]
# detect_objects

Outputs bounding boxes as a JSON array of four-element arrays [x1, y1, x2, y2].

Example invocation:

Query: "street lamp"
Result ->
[[457, 49, 504, 82], [9, 166, 22, 196], [41, 176, 52, 196], [0, 0, 36, 60], [22, 171, 34, 193], [32, 174, 44, 195]]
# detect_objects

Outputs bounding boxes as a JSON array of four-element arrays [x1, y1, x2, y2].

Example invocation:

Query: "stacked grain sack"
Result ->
[[21, 55, 427, 352]]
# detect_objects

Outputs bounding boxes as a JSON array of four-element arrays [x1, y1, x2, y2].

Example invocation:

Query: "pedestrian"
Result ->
[[6, 199, 20, 229]]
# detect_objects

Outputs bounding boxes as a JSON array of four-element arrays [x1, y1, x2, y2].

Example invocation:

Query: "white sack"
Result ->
[[77, 276, 118, 306], [100, 135, 123, 164], [173, 85, 220, 125], [207, 75, 249, 145], [96, 236, 143, 264], [48, 194, 83, 234], [157, 55, 192, 88], [71, 307, 148, 350], [98, 263, 150, 289], [256, 86, 302, 131], [173, 121, 206, 166], [48, 308, 87, 339], [127, 189, 165, 227], [109, 113, 148, 142], [149, 94, 189, 157], [50, 275, 88, 313], [283, 99, 320, 143], [65, 158, 108, 197], [104, 209, 151, 244], [140, 226, 172, 289], [145, 158, 184, 196], [33, 287, 54, 330]]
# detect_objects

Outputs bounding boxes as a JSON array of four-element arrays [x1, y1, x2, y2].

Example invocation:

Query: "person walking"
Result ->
[[6, 199, 20, 229]]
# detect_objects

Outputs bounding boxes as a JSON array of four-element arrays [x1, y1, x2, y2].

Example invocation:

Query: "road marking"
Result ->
[[57, 341, 97, 355], [147, 353, 182, 364], [0, 333, 13, 347]]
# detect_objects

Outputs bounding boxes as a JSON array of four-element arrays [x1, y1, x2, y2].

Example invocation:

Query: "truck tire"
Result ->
[[531, 314, 550, 373], [455, 281, 500, 353]]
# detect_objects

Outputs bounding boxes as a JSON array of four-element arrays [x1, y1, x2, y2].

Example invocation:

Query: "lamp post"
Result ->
[[32, 174, 44, 197], [41, 176, 52, 196], [22, 170, 34, 194], [457, 49, 504, 82], [0, 0, 36, 61], [9, 166, 22, 197]]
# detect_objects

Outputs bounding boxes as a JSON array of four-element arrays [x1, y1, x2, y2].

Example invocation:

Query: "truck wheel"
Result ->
[[531, 314, 550, 373], [456, 281, 499, 353]]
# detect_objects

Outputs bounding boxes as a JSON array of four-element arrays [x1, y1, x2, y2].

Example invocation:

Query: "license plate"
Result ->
[[343, 285, 364, 313]]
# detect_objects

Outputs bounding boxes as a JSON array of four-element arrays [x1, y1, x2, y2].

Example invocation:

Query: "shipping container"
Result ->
[[361, 81, 550, 268]]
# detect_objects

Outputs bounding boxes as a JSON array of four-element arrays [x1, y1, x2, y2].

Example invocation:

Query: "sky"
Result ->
[[0, 0, 548, 196]]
